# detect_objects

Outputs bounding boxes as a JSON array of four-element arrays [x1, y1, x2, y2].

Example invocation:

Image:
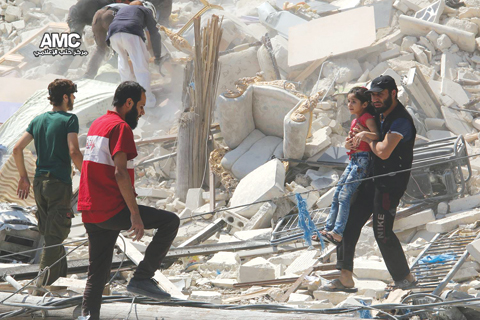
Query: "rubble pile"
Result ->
[[4, 0, 480, 318]]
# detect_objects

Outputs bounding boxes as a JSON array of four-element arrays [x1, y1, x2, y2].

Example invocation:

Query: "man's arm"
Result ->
[[13, 132, 34, 199], [113, 151, 144, 241], [368, 133, 403, 160], [67, 132, 83, 172]]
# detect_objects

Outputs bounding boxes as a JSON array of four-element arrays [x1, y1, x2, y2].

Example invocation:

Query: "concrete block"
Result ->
[[287, 293, 313, 305], [426, 209, 480, 233], [441, 52, 458, 80], [354, 279, 387, 299], [467, 239, 480, 263], [286, 183, 319, 210], [453, 262, 479, 282], [445, 17, 478, 36], [205, 252, 241, 271], [353, 259, 391, 281], [419, 36, 436, 55], [238, 257, 276, 283], [312, 290, 352, 304], [136, 187, 172, 199], [399, 15, 476, 52], [202, 190, 229, 201], [380, 46, 401, 61], [438, 201, 449, 214], [268, 251, 304, 267], [402, 36, 418, 52], [304, 127, 332, 158], [394, 0, 409, 13], [11, 20, 24, 30], [411, 44, 429, 64], [369, 61, 389, 80], [190, 291, 222, 304], [284, 250, 319, 276], [426, 30, 439, 43], [425, 118, 446, 131], [5, 5, 21, 22], [229, 159, 285, 218], [233, 228, 272, 241], [450, 194, 480, 212], [437, 34, 453, 50], [315, 187, 335, 208], [243, 201, 276, 230], [178, 208, 192, 225], [440, 78, 469, 106], [395, 227, 418, 244], [220, 210, 250, 230], [186, 188, 205, 211], [394, 209, 435, 232], [459, 7, 480, 19]]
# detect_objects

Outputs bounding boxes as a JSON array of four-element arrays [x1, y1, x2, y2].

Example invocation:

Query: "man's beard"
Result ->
[[125, 102, 139, 129], [67, 96, 73, 111], [375, 92, 393, 114]]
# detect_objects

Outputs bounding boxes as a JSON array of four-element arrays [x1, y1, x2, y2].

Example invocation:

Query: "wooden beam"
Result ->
[[116, 235, 187, 299]]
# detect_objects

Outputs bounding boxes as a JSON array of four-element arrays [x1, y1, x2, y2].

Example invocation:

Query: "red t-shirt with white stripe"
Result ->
[[78, 111, 138, 223]]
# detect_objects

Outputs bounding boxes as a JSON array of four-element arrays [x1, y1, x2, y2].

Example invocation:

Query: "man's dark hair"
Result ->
[[48, 79, 77, 106], [112, 81, 146, 108]]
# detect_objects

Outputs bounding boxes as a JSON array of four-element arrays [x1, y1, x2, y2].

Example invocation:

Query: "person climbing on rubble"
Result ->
[[78, 81, 179, 320], [321, 75, 418, 293], [314, 87, 378, 246], [13, 79, 83, 287], [107, 1, 162, 109]]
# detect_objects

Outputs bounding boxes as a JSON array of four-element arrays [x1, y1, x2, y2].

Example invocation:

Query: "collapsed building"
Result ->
[[2, 0, 480, 318]]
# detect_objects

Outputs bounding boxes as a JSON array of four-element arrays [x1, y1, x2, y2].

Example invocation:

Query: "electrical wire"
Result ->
[[181, 152, 480, 220]]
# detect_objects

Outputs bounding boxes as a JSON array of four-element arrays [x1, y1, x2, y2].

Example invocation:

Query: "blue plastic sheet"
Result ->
[[358, 299, 373, 319], [419, 253, 456, 265], [295, 193, 324, 250]]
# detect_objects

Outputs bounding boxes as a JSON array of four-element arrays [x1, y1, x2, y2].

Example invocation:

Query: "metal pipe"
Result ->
[[3, 275, 24, 291]]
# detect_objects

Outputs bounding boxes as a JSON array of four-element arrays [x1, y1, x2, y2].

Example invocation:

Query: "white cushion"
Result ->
[[231, 135, 283, 179], [221, 129, 265, 171]]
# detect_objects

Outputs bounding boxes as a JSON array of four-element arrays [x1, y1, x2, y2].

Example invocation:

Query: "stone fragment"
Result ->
[[238, 257, 277, 282], [426, 30, 439, 43], [453, 262, 480, 282], [11, 20, 24, 30], [436, 34, 452, 51], [369, 61, 389, 79], [268, 251, 303, 267], [315, 187, 335, 208], [411, 44, 429, 64], [393, 209, 436, 232], [312, 290, 352, 304], [445, 17, 478, 36], [243, 201, 276, 230], [426, 209, 480, 233], [211, 279, 237, 288], [441, 106, 474, 136], [437, 202, 449, 215], [185, 188, 205, 211], [321, 59, 363, 84], [353, 259, 391, 281], [229, 159, 285, 218], [136, 188, 172, 199], [473, 118, 480, 131], [426, 130, 455, 140], [355, 279, 387, 299], [189, 291, 222, 304], [205, 252, 241, 271], [304, 127, 332, 158], [459, 7, 480, 19], [380, 46, 401, 61], [287, 293, 313, 305], [449, 194, 480, 212], [5, 5, 22, 22], [467, 239, 480, 263], [42, 0, 76, 17], [441, 52, 458, 80], [284, 250, 319, 276], [393, 0, 409, 13]]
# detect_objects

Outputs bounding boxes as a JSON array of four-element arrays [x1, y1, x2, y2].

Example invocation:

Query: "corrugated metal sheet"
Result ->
[[0, 152, 36, 207]]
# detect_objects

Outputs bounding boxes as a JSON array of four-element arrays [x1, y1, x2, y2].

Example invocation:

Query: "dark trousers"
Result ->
[[336, 179, 411, 282], [82, 205, 179, 320], [33, 176, 72, 286]]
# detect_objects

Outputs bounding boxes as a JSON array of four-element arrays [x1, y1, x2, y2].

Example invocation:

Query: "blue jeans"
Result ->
[[325, 152, 370, 237]]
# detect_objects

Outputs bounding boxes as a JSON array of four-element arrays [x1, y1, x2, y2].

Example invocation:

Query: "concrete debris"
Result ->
[[5, 0, 480, 313]]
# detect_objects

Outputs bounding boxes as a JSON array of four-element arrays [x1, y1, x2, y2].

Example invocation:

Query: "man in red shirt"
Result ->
[[78, 81, 179, 320]]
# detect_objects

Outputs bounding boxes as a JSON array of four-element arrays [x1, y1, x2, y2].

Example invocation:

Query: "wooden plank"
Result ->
[[277, 259, 325, 302], [116, 234, 187, 299], [288, 7, 376, 67]]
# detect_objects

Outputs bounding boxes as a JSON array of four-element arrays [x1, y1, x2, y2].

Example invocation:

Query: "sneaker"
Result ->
[[126, 277, 171, 301]]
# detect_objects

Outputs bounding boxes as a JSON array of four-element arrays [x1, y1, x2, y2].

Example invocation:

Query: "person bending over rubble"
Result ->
[[107, 2, 162, 109], [13, 79, 83, 287], [78, 81, 179, 320], [322, 75, 418, 293], [314, 87, 378, 245]]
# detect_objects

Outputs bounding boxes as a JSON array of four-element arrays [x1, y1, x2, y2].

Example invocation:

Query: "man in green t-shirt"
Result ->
[[13, 79, 83, 287]]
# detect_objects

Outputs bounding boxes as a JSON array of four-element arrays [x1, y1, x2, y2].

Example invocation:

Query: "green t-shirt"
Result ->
[[26, 111, 79, 184]]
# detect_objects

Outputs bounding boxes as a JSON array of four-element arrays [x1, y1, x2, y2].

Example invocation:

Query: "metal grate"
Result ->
[[271, 208, 329, 245], [409, 229, 479, 295]]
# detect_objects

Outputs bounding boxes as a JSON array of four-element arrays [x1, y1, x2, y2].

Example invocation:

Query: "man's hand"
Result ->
[[17, 177, 31, 199], [345, 136, 355, 150], [128, 213, 144, 241], [353, 131, 367, 148], [352, 123, 368, 135]]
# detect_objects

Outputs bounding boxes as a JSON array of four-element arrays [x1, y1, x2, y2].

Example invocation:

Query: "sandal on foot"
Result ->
[[388, 278, 418, 290], [322, 232, 342, 246], [320, 279, 358, 293], [311, 229, 328, 242]]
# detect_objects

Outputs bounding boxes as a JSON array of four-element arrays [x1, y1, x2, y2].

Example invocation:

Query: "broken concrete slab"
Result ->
[[185, 188, 205, 211], [426, 209, 480, 233], [312, 290, 352, 305], [450, 194, 480, 212], [354, 279, 387, 299], [404, 67, 442, 118], [411, 44, 429, 64], [205, 252, 241, 271], [288, 6, 376, 67], [4, 5, 22, 22], [229, 159, 285, 218], [399, 15, 476, 52], [287, 292, 313, 305], [393, 209, 436, 232], [304, 127, 332, 158], [243, 201, 276, 230], [190, 291, 223, 304], [284, 250, 319, 276], [467, 239, 480, 264], [445, 17, 478, 36], [353, 259, 391, 281], [441, 52, 458, 80], [426, 130, 455, 140], [441, 106, 474, 136]]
